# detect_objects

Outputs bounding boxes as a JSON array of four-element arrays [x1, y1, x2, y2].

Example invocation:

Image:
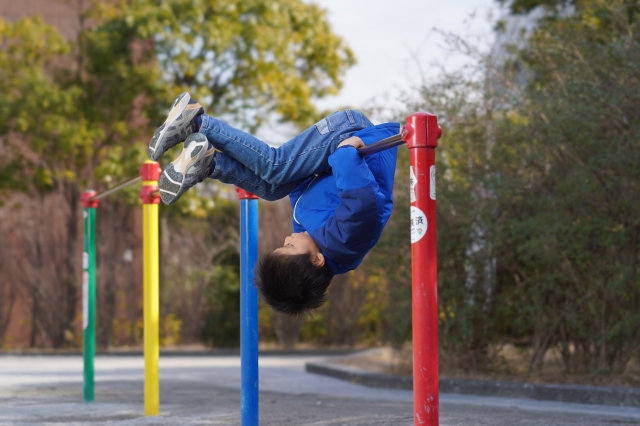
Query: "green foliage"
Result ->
[[0, 16, 81, 191], [298, 310, 328, 343], [97, 0, 355, 131], [495, 0, 640, 374], [160, 313, 183, 346], [0, 2, 353, 349], [394, 0, 640, 375], [0, 0, 354, 199], [201, 248, 241, 347], [0, 13, 162, 196], [362, 147, 413, 347], [504, 0, 571, 14]]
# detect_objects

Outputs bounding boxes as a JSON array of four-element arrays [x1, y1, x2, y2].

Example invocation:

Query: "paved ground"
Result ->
[[0, 354, 639, 425]]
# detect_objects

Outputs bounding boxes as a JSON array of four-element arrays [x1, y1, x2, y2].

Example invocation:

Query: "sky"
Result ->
[[311, 0, 497, 112], [260, 0, 499, 144]]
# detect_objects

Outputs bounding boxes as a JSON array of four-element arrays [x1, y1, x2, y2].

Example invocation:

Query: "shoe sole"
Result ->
[[148, 93, 192, 160], [158, 135, 214, 205]]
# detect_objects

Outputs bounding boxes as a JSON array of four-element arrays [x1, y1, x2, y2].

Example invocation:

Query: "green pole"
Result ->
[[81, 190, 98, 402]]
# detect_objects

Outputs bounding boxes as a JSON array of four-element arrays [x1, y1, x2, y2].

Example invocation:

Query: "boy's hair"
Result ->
[[255, 251, 334, 317]]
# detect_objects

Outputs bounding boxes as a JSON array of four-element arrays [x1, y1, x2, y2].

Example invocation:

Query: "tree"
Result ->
[[97, 0, 355, 131], [494, 0, 640, 374], [375, 0, 640, 378], [0, 0, 354, 347]]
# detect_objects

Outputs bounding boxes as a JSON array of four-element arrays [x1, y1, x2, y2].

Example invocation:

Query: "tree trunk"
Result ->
[[327, 273, 362, 347], [273, 313, 301, 348], [529, 321, 554, 374]]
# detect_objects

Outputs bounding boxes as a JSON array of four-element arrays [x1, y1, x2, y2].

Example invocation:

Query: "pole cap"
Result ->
[[236, 188, 259, 199], [140, 161, 161, 182], [81, 190, 99, 208], [403, 112, 441, 149]]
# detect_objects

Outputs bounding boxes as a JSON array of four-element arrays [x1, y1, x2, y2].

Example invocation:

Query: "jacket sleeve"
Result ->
[[315, 146, 382, 265], [289, 177, 311, 233]]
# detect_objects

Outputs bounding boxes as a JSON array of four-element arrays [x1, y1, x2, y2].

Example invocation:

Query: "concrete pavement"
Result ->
[[0, 354, 638, 425]]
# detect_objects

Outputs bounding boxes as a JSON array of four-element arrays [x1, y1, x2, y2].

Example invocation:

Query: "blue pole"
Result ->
[[237, 189, 259, 426]]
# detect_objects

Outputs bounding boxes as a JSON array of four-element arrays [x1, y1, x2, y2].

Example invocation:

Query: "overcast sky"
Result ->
[[310, 0, 497, 111], [260, 0, 498, 143]]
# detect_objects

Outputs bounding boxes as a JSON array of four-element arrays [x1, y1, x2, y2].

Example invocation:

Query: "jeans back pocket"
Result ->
[[314, 118, 330, 135], [315, 110, 359, 135]]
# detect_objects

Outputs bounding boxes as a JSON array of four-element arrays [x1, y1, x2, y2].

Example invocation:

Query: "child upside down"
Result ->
[[149, 93, 399, 316]]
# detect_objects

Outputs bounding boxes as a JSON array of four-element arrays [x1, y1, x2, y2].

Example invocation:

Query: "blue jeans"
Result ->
[[200, 110, 373, 200]]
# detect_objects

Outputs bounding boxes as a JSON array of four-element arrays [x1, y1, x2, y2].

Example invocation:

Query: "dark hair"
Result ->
[[255, 251, 334, 317]]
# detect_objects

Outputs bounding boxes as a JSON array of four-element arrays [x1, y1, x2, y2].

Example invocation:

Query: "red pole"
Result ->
[[404, 112, 441, 425]]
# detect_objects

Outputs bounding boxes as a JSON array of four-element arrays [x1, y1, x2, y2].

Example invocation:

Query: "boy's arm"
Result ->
[[330, 144, 379, 193], [314, 145, 382, 265]]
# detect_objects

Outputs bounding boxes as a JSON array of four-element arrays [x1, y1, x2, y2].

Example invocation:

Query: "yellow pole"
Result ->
[[139, 161, 162, 416]]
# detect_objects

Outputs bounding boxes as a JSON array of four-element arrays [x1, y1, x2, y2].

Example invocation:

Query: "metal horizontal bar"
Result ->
[[358, 133, 405, 157], [92, 176, 142, 201]]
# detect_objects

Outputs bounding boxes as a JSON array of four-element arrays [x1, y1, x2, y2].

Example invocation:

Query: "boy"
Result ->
[[150, 92, 399, 316]]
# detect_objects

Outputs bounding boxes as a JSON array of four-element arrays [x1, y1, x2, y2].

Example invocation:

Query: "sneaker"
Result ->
[[158, 133, 216, 205], [148, 92, 204, 161]]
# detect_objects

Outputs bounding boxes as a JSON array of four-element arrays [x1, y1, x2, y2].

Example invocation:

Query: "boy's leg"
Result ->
[[158, 134, 307, 204], [211, 153, 309, 201], [199, 109, 371, 185]]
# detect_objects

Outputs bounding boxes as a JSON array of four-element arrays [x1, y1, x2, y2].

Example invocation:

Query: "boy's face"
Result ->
[[274, 232, 325, 267]]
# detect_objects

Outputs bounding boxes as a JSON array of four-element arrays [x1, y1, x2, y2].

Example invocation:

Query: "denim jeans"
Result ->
[[200, 109, 373, 200]]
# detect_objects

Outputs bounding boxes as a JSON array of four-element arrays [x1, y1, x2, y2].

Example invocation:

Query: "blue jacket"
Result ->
[[289, 122, 400, 274]]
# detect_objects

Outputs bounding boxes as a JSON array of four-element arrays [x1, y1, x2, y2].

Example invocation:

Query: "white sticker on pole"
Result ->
[[409, 167, 417, 203], [410, 206, 428, 244], [430, 165, 436, 200], [83, 271, 89, 330], [83, 251, 88, 270]]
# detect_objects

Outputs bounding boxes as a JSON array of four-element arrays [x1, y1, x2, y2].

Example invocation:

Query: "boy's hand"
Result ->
[[338, 136, 364, 150]]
